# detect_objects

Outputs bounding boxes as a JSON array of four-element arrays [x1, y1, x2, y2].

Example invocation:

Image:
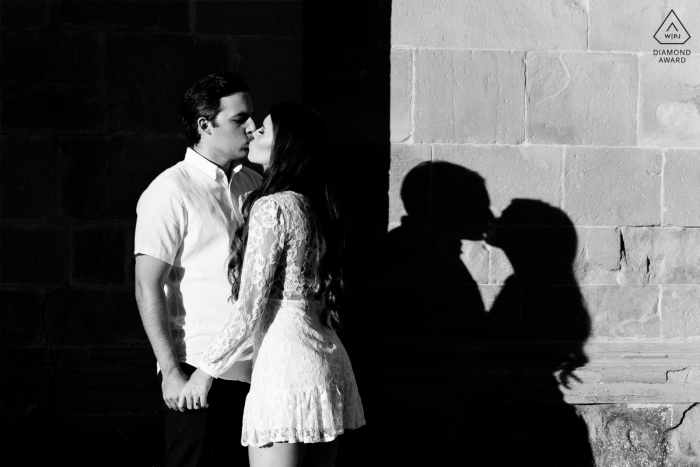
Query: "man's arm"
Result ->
[[135, 254, 188, 412]]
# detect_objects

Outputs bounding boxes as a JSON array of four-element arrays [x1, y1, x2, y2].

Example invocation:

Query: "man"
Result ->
[[134, 73, 262, 466]]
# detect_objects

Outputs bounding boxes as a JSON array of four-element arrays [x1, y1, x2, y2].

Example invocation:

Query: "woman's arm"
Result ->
[[178, 197, 286, 409]]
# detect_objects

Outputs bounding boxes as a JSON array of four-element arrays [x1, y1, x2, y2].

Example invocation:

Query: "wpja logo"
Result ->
[[653, 10, 692, 63]]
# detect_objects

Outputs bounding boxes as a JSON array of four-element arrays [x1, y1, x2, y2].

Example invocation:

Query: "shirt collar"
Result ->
[[184, 148, 220, 180]]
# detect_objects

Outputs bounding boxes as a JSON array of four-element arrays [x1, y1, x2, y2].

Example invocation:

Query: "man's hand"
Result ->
[[178, 368, 214, 411], [162, 367, 190, 411]]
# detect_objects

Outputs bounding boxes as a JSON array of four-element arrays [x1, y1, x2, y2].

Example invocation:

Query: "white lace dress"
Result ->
[[199, 191, 365, 447]]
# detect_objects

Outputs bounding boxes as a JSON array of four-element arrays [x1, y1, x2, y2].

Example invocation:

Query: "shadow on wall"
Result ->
[[381, 161, 594, 466]]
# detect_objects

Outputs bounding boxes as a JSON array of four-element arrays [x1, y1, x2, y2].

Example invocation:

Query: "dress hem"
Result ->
[[242, 422, 366, 448]]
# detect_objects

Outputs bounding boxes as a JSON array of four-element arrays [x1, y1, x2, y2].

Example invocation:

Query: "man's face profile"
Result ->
[[208, 91, 255, 161]]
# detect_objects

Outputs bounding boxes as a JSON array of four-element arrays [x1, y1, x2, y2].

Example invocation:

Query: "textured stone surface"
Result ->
[[0, 136, 57, 219], [393, 0, 588, 49], [388, 144, 431, 223], [390, 49, 412, 143], [664, 149, 700, 226], [620, 228, 700, 285], [590, 0, 700, 52], [461, 241, 489, 285], [577, 404, 672, 466], [666, 404, 700, 466], [565, 148, 662, 226], [640, 54, 700, 147], [415, 50, 525, 144], [193, 0, 302, 36], [104, 34, 228, 133], [661, 286, 700, 339], [433, 144, 561, 215], [50, 0, 189, 32], [527, 52, 638, 145], [574, 227, 622, 285], [0, 32, 101, 132], [0, 225, 69, 285], [73, 228, 126, 285], [582, 285, 660, 338]]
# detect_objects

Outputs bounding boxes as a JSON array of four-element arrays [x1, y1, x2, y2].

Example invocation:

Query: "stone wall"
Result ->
[[0, 1, 301, 464], [385, 0, 700, 465]]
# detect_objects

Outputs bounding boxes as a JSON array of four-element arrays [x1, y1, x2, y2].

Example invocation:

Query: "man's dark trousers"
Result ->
[[160, 363, 250, 466]]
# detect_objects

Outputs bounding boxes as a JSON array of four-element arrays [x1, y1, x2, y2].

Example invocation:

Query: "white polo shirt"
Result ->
[[135, 148, 262, 382]]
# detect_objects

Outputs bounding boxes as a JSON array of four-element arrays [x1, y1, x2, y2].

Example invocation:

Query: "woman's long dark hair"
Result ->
[[228, 103, 345, 328]]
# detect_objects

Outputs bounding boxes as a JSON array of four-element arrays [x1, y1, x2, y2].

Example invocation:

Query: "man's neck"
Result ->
[[192, 145, 242, 181]]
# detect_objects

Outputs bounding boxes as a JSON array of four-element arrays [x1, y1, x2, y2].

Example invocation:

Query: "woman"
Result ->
[[181, 103, 365, 467]]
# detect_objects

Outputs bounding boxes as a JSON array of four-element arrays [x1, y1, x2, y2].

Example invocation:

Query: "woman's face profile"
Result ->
[[248, 114, 274, 169]]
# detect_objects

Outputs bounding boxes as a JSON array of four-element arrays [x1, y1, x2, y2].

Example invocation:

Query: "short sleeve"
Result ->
[[134, 179, 187, 265]]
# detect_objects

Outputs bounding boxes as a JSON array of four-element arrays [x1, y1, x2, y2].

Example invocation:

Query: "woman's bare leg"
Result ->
[[303, 439, 339, 467], [249, 443, 306, 467]]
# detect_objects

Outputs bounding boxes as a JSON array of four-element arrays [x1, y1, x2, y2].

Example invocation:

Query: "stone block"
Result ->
[[45, 289, 147, 346], [460, 241, 489, 285], [590, 0, 699, 52], [193, 0, 302, 36], [666, 404, 700, 465], [388, 144, 431, 223], [433, 144, 561, 215], [664, 149, 700, 226], [304, 46, 389, 143], [0, 32, 101, 132], [0, 224, 69, 285], [564, 147, 662, 226], [104, 34, 228, 134], [390, 49, 412, 143], [527, 52, 638, 145], [640, 54, 700, 147], [50, 0, 189, 32], [489, 247, 514, 285], [236, 37, 302, 119], [73, 227, 126, 285], [0, 136, 57, 220], [577, 404, 672, 466], [0, 0, 47, 29], [0, 290, 42, 346], [574, 227, 622, 285], [393, 0, 587, 50], [661, 286, 700, 339], [620, 228, 700, 285], [582, 285, 660, 339], [415, 50, 525, 144]]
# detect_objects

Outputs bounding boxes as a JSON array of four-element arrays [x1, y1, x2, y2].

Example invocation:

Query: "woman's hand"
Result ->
[[178, 368, 214, 410]]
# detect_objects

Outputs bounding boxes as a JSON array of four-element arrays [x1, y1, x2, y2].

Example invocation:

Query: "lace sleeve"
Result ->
[[198, 196, 286, 378]]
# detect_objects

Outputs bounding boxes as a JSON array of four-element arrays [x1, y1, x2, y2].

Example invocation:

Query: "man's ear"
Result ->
[[196, 117, 211, 136]]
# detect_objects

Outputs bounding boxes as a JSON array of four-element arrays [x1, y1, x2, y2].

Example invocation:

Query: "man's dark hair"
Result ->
[[181, 73, 249, 145]]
